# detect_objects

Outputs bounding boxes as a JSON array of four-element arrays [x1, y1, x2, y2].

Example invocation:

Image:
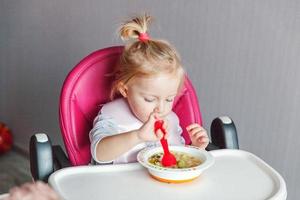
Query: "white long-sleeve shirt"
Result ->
[[89, 98, 184, 164]]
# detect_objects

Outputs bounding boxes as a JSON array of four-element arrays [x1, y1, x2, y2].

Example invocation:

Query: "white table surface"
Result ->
[[49, 149, 287, 200]]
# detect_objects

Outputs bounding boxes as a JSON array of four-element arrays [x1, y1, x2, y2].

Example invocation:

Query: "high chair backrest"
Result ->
[[59, 46, 203, 166]]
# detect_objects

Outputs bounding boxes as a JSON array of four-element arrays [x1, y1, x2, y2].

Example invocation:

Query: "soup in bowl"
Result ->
[[137, 145, 214, 183]]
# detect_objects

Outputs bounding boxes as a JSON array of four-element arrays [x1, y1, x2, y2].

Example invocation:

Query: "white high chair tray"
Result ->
[[49, 149, 287, 200]]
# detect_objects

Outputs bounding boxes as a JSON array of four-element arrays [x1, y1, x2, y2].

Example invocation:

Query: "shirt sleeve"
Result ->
[[89, 112, 119, 164]]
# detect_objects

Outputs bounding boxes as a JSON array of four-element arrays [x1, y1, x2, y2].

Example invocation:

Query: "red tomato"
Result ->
[[0, 123, 13, 154]]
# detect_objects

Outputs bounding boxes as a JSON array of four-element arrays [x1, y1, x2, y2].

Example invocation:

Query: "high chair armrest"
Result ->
[[210, 116, 239, 149], [30, 133, 71, 183], [53, 145, 71, 169], [30, 133, 54, 182]]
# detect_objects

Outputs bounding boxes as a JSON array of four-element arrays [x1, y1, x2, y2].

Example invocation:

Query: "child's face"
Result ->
[[120, 73, 181, 122]]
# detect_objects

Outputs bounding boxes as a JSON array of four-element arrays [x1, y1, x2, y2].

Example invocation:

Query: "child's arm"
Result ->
[[95, 129, 141, 162], [186, 123, 209, 149], [95, 111, 166, 162]]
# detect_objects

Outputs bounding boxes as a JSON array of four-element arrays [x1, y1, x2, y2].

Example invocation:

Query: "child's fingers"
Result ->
[[186, 123, 201, 131], [193, 132, 205, 140], [35, 181, 55, 194], [162, 119, 169, 130], [9, 185, 30, 199], [197, 135, 209, 143], [187, 124, 207, 138], [148, 111, 157, 122], [188, 127, 206, 137], [152, 108, 161, 120], [19, 182, 36, 193], [198, 136, 209, 147], [197, 141, 209, 149], [36, 182, 59, 199], [9, 187, 23, 198], [164, 131, 170, 139], [155, 130, 164, 140], [146, 111, 159, 130]]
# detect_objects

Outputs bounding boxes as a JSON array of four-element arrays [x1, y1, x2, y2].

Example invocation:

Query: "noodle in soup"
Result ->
[[148, 151, 202, 168]]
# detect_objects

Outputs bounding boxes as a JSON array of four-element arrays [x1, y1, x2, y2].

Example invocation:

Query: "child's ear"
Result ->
[[118, 82, 128, 98]]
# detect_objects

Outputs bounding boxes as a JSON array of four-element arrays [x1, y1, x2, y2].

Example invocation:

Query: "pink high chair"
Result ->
[[29, 46, 287, 200], [30, 46, 238, 180]]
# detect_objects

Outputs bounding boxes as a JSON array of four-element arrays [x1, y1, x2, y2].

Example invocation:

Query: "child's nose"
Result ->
[[156, 101, 165, 114]]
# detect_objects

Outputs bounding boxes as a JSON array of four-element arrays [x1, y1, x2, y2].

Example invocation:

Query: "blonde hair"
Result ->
[[110, 14, 185, 99]]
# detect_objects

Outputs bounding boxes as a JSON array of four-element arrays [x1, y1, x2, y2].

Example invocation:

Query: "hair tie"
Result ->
[[138, 32, 150, 42]]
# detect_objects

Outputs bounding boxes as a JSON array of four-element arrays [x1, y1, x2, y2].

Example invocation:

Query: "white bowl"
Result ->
[[137, 145, 214, 183]]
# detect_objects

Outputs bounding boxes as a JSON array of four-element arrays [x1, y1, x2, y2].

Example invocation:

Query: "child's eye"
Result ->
[[144, 98, 155, 102], [166, 98, 174, 102]]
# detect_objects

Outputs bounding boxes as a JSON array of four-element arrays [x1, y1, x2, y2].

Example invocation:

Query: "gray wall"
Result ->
[[1, 0, 299, 199]]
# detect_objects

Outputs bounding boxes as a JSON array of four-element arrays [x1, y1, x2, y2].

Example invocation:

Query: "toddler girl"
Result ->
[[89, 14, 209, 164]]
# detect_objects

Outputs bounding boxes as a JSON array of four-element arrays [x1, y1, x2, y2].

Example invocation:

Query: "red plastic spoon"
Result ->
[[154, 120, 177, 167]]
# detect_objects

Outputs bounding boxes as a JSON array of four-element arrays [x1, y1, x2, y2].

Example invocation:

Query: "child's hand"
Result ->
[[7, 181, 60, 200], [186, 123, 209, 149], [137, 111, 169, 142]]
